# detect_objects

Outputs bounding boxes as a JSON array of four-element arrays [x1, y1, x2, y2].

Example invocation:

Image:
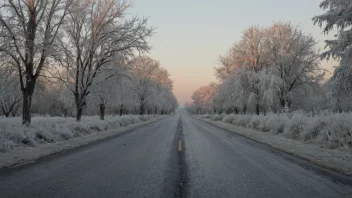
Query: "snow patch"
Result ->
[[211, 111, 352, 150], [0, 115, 159, 152]]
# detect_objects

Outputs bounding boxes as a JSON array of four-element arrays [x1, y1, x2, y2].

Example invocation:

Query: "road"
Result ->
[[0, 112, 352, 197]]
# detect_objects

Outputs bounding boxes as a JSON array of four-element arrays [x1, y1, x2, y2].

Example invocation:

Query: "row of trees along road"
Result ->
[[188, 0, 352, 115], [0, 0, 178, 124]]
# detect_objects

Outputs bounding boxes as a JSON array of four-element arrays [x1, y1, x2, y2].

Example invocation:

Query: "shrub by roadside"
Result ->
[[0, 115, 159, 152], [204, 111, 352, 151]]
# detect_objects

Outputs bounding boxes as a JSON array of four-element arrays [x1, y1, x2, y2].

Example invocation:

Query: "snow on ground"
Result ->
[[194, 114, 352, 175], [0, 115, 166, 169], [203, 112, 352, 150]]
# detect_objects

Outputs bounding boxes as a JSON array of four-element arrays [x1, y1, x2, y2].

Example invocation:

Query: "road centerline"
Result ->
[[178, 140, 182, 152]]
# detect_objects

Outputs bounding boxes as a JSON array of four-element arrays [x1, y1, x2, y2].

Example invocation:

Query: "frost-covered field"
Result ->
[[0, 115, 159, 152], [202, 111, 352, 150]]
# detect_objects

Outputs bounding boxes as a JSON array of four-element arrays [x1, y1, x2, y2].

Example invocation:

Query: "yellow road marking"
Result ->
[[178, 140, 182, 152]]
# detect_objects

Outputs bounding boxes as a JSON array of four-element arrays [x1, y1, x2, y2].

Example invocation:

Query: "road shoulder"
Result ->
[[0, 115, 170, 170], [193, 115, 352, 176]]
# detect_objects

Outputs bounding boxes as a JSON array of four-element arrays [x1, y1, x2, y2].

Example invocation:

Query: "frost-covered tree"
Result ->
[[150, 67, 173, 114], [129, 56, 177, 115], [265, 23, 324, 109], [195, 22, 325, 114], [114, 77, 135, 115], [0, 0, 71, 124], [55, 0, 153, 121], [229, 27, 269, 114], [129, 56, 160, 115], [160, 89, 178, 114], [214, 27, 270, 114], [30, 77, 63, 116], [213, 75, 238, 113], [0, 63, 21, 117], [324, 58, 352, 111], [90, 82, 113, 120], [191, 83, 217, 114], [313, 0, 352, 111], [215, 54, 238, 81], [313, 0, 352, 59], [58, 85, 75, 117], [89, 72, 121, 120]]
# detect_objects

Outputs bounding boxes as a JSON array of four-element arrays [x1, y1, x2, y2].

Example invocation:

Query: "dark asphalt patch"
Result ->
[[162, 115, 189, 198], [174, 116, 188, 198]]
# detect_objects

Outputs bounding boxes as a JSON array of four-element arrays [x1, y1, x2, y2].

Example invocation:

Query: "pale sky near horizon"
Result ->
[[129, 0, 335, 105]]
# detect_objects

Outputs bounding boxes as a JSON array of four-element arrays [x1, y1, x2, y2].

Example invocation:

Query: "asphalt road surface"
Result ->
[[0, 111, 352, 198]]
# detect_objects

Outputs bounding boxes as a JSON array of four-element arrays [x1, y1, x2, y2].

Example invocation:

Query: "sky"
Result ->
[[129, 0, 335, 105]]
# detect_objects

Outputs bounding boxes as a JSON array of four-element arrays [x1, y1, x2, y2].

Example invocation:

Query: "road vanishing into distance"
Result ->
[[1, 111, 352, 198]]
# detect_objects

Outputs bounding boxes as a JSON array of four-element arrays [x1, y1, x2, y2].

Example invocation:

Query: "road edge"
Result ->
[[0, 115, 172, 170], [192, 115, 352, 177]]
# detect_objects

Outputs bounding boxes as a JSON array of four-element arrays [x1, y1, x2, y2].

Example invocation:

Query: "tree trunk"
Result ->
[[243, 104, 247, 114], [139, 104, 144, 115], [1, 106, 9, 117], [4, 112, 10, 118], [139, 98, 144, 115], [75, 94, 86, 122], [255, 103, 260, 115], [287, 99, 292, 109], [100, 103, 105, 120], [234, 107, 239, 114], [280, 96, 291, 112], [120, 104, 123, 116], [64, 109, 67, 117], [76, 107, 83, 122], [280, 98, 285, 109], [22, 91, 32, 125], [12, 103, 19, 117]]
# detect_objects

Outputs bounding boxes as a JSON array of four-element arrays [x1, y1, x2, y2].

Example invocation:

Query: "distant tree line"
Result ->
[[187, 0, 352, 115]]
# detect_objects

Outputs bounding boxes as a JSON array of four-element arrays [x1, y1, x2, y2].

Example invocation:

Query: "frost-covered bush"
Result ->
[[302, 112, 352, 149], [202, 111, 352, 150], [210, 114, 224, 121], [198, 114, 211, 119], [283, 111, 307, 139], [0, 115, 159, 152], [222, 114, 235, 124], [248, 115, 266, 131], [264, 114, 289, 134], [233, 114, 252, 127]]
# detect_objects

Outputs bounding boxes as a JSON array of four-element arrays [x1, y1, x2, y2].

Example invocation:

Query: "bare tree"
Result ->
[[129, 56, 160, 115], [0, 0, 71, 124], [58, 85, 74, 117], [0, 62, 21, 117], [151, 67, 172, 114], [55, 0, 153, 121], [89, 74, 117, 120], [115, 78, 131, 116]]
